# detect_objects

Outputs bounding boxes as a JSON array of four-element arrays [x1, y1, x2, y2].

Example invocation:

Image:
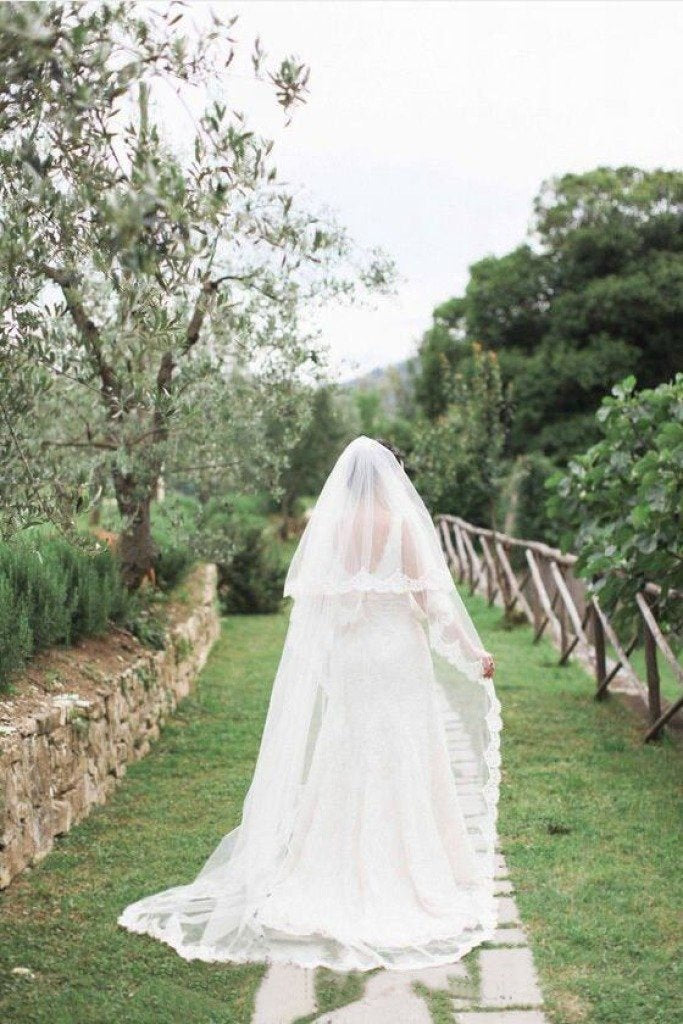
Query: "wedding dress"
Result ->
[[118, 436, 502, 971]]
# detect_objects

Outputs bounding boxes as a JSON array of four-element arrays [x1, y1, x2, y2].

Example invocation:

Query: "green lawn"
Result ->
[[0, 615, 285, 1024], [1, 596, 680, 1024], [478, 595, 682, 1024]]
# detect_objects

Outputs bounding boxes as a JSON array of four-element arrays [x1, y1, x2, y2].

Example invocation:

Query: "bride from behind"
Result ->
[[118, 435, 501, 971]]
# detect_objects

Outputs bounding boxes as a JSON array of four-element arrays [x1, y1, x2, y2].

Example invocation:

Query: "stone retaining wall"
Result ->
[[0, 563, 220, 888]]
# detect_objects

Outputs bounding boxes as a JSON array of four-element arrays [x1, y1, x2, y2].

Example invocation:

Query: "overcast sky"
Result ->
[[187, 0, 683, 380]]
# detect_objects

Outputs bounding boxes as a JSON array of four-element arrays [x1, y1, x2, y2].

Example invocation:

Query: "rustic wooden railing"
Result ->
[[436, 514, 683, 743]]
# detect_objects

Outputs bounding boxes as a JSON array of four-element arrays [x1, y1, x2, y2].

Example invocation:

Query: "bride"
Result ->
[[118, 435, 501, 972]]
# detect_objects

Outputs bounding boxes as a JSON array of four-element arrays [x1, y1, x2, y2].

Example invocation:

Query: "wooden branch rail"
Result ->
[[436, 514, 682, 743]]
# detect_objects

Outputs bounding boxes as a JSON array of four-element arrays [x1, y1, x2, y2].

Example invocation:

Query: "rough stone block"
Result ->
[[0, 565, 219, 889]]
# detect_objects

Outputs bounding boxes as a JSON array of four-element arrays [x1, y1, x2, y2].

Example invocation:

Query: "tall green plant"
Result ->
[[411, 344, 506, 525], [547, 375, 683, 631], [0, 535, 128, 689]]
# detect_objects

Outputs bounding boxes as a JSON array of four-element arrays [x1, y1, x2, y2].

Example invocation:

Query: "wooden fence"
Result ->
[[436, 514, 682, 743]]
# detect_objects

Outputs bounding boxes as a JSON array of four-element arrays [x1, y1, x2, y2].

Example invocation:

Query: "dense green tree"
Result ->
[[414, 166, 683, 462], [465, 245, 550, 355], [412, 297, 468, 419], [411, 345, 506, 524], [276, 385, 355, 533]]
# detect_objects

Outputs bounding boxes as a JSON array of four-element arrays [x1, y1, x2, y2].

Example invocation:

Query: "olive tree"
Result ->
[[0, 2, 390, 583]]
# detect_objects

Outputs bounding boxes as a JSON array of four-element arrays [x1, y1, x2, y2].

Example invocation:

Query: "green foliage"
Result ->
[[0, 534, 128, 690], [148, 493, 201, 591], [0, 2, 392, 581], [414, 166, 683, 462], [122, 594, 168, 651], [412, 298, 468, 420], [410, 345, 506, 524], [547, 375, 683, 631], [192, 496, 285, 615], [274, 385, 355, 522], [153, 545, 192, 593], [500, 452, 558, 544], [220, 522, 287, 615]]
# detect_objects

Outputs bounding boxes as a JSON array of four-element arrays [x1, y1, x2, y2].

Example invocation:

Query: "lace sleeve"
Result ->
[[402, 520, 488, 680]]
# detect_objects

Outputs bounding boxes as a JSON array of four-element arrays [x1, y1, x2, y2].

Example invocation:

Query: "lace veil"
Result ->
[[118, 435, 502, 967]]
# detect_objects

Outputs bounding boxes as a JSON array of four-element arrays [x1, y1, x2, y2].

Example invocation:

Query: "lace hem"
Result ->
[[117, 903, 498, 972], [429, 631, 503, 863]]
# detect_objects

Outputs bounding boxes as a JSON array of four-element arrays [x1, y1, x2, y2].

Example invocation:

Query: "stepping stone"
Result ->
[[494, 879, 514, 896], [402, 962, 468, 988], [494, 853, 509, 878], [490, 925, 528, 946], [495, 895, 521, 925], [316, 968, 432, 1023], [456, 1012, 548, 1024], [478, 947, 544, 1008], [251, 963, 316, 1024]]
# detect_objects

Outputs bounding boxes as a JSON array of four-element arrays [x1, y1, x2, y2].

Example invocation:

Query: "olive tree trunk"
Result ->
[[112, 468, 158, 589]]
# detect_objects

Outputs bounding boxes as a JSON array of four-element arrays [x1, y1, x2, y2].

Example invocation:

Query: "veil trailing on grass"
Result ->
[[118, 436, 502, 971]]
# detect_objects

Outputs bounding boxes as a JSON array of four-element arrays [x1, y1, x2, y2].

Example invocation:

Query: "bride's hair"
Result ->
[[375, 437, 406, 470]]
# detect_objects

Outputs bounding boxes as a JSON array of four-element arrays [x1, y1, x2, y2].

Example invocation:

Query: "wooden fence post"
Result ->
[[642, 604, 662, 737], [434, 513, 682, 742], [592, 599, 607, 700]]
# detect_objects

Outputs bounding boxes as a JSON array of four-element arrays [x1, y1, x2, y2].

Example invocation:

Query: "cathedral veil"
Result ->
[[118, 435, 502, 970]]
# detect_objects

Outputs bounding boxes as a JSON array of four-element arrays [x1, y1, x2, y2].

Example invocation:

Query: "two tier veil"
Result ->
[[118, 435, 502, 967]]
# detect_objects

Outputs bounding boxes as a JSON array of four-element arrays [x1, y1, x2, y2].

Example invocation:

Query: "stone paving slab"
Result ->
[[490, 925, 529, 946], [494, 879, 514, 896], [316, 968, 432, 1023], [479, 947, 544, 1008], [250, 851, 548, 1024], [456, 1012, 548, 1024], [495, 895, 522, 925], [251, 963, 316, 1024], [494, 853, 509, 877]]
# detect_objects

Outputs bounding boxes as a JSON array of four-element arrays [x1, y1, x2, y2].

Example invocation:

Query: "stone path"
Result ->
[[251, 851, 548, 1024]]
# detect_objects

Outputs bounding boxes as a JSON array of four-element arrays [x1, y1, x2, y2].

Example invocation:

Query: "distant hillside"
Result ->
[[342, 358, 415, 413]]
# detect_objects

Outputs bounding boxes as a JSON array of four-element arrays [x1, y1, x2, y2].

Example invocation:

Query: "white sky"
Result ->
[[184, 0, 683, 380]]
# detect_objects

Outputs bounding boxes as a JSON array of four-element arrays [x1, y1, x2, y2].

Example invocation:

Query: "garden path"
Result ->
[[252, 850, 548, 1024]]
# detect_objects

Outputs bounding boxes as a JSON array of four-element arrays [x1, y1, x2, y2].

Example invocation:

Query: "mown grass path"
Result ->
[[1, 598, 680, 1024]]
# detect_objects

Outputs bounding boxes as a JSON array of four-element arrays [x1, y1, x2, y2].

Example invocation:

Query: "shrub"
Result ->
[[547, 374, 683, 632], [0, 534, 128, 691], [192, 496, 285, 614], [153, 544, 193, 592], [219, 521, 286, 615], [500, 452, 558, 544]]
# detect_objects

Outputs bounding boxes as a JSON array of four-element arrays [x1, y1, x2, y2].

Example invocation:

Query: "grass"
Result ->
[[607, 640, 681, 703], [469, 593, 682, 1024], [1, 593, 680, 1024], [0, 614, 288, 1024]]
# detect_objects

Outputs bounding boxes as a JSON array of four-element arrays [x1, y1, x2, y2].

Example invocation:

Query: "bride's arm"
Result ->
[[402, 521, 495, 678]]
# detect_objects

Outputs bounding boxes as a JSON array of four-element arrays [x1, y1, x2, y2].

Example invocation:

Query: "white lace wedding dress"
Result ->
[[118, 437, 502, 971]]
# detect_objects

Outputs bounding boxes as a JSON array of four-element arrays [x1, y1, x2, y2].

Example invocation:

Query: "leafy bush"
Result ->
[[219, 521, 286, 615], [411, 344, 507, 525], [100, 492, 199, 591], [192, 496, 285, 614], [153, 544, 193, 592], [547, 374, 683, 631], [0, 535, 128, 690], [500, 452, 558, 544]]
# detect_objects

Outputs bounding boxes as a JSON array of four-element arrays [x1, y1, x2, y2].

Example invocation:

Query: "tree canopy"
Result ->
[[414, 166, 683, 461], [0, 2, 390, 583]]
